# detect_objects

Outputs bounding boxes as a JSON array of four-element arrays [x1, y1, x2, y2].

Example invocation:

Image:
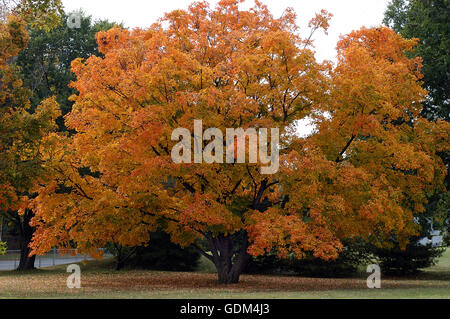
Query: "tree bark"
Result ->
[[16, 209, 36, 271], [204, 231, 250, 284]]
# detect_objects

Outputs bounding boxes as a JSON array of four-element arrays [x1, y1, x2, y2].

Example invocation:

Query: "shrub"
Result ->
[[245, 239, 371, 277], [370, 239, 445, 276], [108, 231, 201, 271]]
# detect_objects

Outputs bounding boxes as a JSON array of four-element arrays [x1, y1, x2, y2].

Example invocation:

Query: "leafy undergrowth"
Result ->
[[0, 251, 449, 299]]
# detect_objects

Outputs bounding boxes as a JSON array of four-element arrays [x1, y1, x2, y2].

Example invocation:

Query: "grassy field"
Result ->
[[0, 249, 449, 299]]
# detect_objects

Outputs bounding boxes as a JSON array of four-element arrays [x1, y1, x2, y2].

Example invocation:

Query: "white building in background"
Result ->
[[418, 230, 444, 247], [416, 216, 445, 247]]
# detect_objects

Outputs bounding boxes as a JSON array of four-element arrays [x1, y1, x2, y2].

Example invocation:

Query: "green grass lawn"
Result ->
[[0, 249, 449, 299]]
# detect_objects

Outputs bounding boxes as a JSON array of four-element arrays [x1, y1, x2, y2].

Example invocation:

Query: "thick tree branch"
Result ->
[[336, 134, 356, 163]]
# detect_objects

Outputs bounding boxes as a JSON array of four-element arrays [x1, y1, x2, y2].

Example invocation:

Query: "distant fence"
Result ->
[[0, 248, 112, 270]]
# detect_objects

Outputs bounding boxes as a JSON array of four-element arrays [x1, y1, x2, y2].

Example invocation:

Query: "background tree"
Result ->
[[16, 11, 118, 124], [31, 1, 449, 283], [372, 0, 450, 274], [0, 14, 61, 270], [108, 230, 201, 271], [1, 0, 63, 30], [384, 0, 449, 221], [0, 5, 119, 270], [371, 238, 445, 276], [384, 0, 449, 122], [1, 0, 63, 270], [244, 238, 372, 277]]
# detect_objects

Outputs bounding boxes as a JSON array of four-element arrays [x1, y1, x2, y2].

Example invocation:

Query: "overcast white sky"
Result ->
[[62, 0, 391, 63]]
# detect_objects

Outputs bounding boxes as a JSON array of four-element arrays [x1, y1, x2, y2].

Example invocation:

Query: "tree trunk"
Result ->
[[113, 243, 136, 271], [204, 231, 250, 284], [216, 251, 249, 284], [116, 259, 125, 271], [17, 209, 36, 271], [17, 245, 36, 271]]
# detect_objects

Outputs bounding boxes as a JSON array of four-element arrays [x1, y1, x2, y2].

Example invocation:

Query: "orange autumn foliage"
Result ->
[[30, 1, 448, 282]]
